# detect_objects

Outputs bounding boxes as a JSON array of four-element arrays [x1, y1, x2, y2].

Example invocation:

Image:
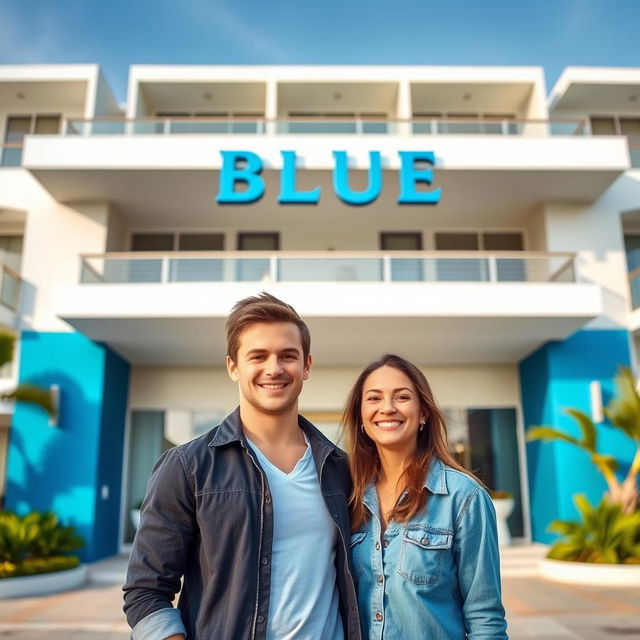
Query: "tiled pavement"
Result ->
[[0, 545, 639, 639]]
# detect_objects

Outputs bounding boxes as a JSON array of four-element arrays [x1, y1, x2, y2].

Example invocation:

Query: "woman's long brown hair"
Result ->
[[343, 353, 478, 530]]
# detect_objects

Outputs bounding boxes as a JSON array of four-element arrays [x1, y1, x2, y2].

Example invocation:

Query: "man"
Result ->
[[123, 292, 360, 639]]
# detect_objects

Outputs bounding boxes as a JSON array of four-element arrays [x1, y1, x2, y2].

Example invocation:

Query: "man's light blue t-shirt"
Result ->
[[247, 434, 344, 640]]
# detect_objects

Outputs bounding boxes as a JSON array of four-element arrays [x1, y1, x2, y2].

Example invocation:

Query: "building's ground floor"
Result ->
[[2, 325, 637, 562]]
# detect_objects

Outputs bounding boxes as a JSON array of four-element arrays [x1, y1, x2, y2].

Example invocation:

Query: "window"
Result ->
[[434, 232, 525, 281], [434, 232, 479, 250], [590, 115, 640, 136], [237, 232, 279, 250], [178, 233, 224, 251], [2, 115, 60, 166], [380, 232, 422, 250], [381, 232, 423, 281], [590, 116, 617, 135], [131, 233, 174, 251], [620, 118, 640, 135], [237, 233, 279, 281]]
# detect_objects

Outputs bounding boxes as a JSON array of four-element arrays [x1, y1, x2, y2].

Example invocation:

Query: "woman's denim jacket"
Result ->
[[350, 458, 508, 639]]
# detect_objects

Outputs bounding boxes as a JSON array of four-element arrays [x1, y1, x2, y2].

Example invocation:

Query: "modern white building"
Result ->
[[1, 64, 638, 561]]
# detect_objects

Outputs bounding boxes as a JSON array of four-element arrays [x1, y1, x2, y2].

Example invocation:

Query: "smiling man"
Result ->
[[123, 292, 361, 640]]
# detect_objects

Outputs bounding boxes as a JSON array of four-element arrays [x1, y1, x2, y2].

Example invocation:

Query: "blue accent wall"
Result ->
[[519, 329, 632, 543], [5, 332, 130, 562]]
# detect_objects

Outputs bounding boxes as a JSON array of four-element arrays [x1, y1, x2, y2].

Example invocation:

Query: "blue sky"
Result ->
[[1, 0, 639, 103]]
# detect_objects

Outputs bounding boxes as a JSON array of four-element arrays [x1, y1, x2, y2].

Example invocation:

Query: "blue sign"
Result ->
[[216, 150, 441, 205]]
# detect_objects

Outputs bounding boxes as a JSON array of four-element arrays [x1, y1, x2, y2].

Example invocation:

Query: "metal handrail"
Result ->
[[65, 116, 587, 125], [80, 250, 577, 260]]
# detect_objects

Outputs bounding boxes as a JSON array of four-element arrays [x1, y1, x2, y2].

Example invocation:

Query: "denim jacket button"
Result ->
[[261, 557, 269, 565], [421, 537, 429, 545], [375, 612, 383, 622], [265, 495, 272, 504], [257, 615, 265, 623], [375, 542, 380, 550], [376, 575, 383, 584]]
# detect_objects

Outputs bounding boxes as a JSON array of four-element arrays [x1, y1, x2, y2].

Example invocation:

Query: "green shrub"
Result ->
[[0, 555, 80, 579], [0, 511, 84, 578], [547, 495, 640, 564]]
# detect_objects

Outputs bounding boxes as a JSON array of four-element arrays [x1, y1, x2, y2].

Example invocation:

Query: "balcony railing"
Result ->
[[79, 251, 576, 285], [629, 267, 640, 309], [64, 117, 589, 138], [629, 135, 640, 169], [0, 143, 23, 167], [0, 264, 21, 311]]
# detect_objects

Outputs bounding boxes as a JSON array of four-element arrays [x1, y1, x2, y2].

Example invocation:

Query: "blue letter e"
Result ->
[[398, 151, 441, 204], [217, 151, 265, 203]]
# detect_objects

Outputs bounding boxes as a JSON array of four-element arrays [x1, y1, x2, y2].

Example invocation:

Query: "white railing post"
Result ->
[[488, 255, 498, 282], [269, 255, 279, 282], [163, 119, 171, 135], [160, 255, 170, 283], [382, 255, 392, 282]]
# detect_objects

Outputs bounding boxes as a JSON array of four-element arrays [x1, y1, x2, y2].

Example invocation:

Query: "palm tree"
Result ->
[[0, 332, 56, 418], [528, 367, 640, 514]]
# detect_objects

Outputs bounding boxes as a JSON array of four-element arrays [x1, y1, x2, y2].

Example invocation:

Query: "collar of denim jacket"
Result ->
[[424, 457, 448, 495]]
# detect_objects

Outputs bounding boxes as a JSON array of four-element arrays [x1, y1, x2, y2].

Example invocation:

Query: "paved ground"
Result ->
[[0, 546, 639, 639]]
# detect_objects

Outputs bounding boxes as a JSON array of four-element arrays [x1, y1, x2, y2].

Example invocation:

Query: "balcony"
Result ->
[[64, 116, 588, 137], [79, 251, 576, 284], [54, 251, 602, 367]]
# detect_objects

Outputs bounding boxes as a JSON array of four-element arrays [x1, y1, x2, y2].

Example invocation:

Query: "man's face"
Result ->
[[227, 321, 311, 417]]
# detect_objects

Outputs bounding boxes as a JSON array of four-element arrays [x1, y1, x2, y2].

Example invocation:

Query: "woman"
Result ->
[[344, 354, 508, 639]]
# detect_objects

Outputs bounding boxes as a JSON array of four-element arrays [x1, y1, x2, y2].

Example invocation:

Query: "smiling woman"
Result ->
[[343, 353, 508, 639]]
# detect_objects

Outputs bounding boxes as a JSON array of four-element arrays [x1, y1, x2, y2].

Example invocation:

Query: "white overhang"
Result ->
[[23, 135, 629, 226], [549, 67, 640, 113], [54, 281, 603, 366]]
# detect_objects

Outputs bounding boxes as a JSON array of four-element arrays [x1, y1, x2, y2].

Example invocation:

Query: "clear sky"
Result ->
[[1, 0, 639, 103]]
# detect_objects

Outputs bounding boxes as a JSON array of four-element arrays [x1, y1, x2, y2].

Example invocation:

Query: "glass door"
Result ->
[[124, 411, 166, 543], [446, 407, 525, 539]]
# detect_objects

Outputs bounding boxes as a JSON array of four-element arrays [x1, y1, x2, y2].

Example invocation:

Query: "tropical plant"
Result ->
[[547, 494, 640, 564], [528, 366, 640, 513], [0, 511, 84, 578], [0, 332, 56, 418]]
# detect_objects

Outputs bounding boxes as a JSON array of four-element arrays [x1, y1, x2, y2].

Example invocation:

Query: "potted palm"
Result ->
[[130, 500, 143, 530], [489, 491, 514, 547], [528, 366, 640, 584]]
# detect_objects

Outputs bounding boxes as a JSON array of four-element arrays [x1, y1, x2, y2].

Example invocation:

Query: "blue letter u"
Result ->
[[333, 151, 382, 206]]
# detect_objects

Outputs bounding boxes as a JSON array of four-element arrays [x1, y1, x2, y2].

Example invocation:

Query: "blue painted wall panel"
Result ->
[[5, 332, 129, 562], [519, 329, 632, 543]]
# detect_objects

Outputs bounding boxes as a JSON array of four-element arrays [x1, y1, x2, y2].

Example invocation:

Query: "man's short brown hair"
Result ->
[[225, 292, 311, 362]]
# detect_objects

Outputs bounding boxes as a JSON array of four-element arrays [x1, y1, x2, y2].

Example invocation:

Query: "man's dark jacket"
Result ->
[[123, 408, 361, 639]]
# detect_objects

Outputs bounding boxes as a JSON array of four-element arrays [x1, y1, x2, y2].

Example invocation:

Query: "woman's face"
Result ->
[[360, 365, 424, 455]]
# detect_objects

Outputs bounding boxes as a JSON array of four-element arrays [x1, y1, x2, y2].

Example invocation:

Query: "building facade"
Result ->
[[1, 64, 639, 561]]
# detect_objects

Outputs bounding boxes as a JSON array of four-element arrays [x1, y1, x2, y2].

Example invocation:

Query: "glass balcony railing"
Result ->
[[629, 268, 640, 309], [0, 144, 23, 167], [629, 135, 640, 169], [63, 117, 591, 138], [0, 264, 21, 311], [79, 251, 576, 285]]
